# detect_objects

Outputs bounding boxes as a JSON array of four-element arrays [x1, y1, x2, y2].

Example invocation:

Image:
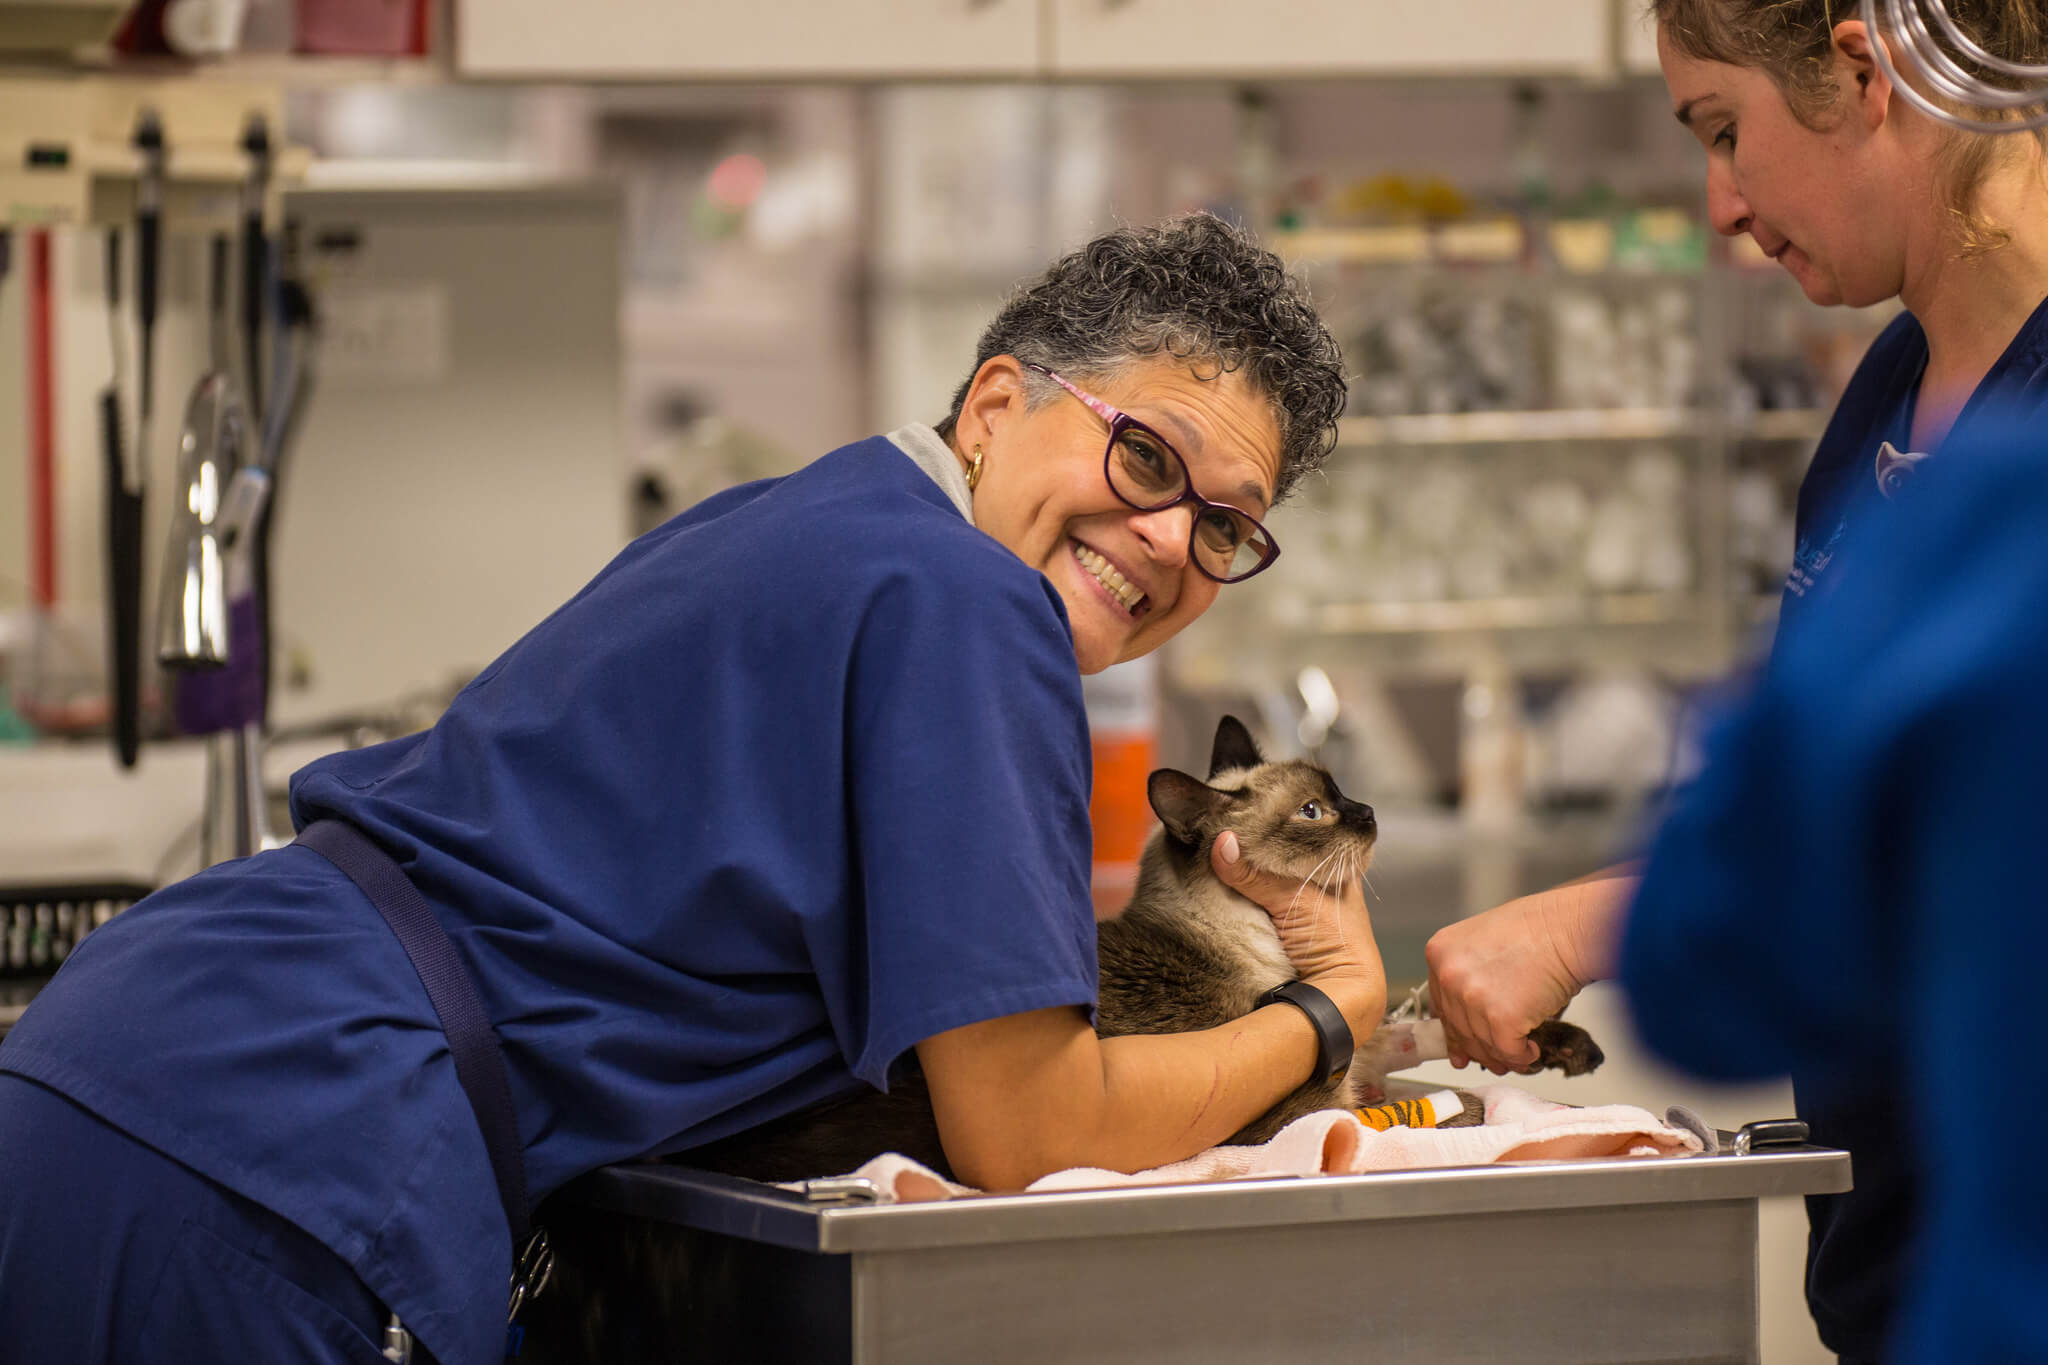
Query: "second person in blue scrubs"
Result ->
[[1421, 5, 2048, 1361], [0, 214, 1372, 1365], [1621, 417, 2048, 1365]]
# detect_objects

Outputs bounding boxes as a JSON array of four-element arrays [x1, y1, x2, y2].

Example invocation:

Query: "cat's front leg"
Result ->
[[1346, 1017, 1450, 1103], [1346, 1014, 1603, 1099]]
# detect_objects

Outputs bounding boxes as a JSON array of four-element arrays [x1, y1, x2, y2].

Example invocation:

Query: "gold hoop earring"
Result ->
[[966, 444, 985, 492]]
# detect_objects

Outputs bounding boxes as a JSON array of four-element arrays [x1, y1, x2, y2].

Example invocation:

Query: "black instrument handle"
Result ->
[[135, 208, 159, 418], [208, 232, 232, 369], [101, 390, 143, 769], [241, 114, 271, 425], [132, 110, 162, 422], [242, 213, 267, 422], [208, 233, 227, 317]]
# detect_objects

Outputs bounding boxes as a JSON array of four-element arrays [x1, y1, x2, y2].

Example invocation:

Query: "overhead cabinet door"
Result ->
[[1621, 1, 1663, 75], [1049, 0, 1611, 78], [458, 0, 1044, 79]]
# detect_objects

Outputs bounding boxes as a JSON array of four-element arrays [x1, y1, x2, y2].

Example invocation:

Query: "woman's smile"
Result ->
[[1069, 538, 1151, 618]]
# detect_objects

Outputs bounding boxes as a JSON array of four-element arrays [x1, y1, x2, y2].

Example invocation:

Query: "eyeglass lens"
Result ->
[[1105, 425, 1272, 581]]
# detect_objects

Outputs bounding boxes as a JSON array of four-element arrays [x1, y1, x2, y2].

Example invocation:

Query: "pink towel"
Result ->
[[810, 1083, 1705, 1204]]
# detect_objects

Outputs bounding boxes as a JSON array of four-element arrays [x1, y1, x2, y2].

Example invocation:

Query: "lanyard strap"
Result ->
[[294, 819, 530, 1246]]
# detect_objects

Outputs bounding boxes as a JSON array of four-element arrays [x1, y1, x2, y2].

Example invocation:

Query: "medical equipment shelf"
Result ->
[[1312, 591, 1697, 635], [55, 52, 449, 88], [0, 74, 307, 230], [1338, 407, 1827, 447]]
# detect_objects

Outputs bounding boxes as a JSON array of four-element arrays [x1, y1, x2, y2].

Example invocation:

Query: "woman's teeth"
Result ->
[[1072, 541, 1144, 614]]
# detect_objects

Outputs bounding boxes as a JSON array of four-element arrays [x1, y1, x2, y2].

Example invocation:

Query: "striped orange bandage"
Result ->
[[1353, 1089, 1462, 1131]]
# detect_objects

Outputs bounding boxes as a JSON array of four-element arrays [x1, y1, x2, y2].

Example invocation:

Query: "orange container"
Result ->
[[1089, 730, 1156, 918]]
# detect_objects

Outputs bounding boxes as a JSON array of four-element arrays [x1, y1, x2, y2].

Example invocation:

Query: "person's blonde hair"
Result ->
[[1651, 0, 2048, 252]]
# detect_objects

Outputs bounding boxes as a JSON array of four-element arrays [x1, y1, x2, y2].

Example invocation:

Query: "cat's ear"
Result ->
[[1208, 714, 1263, 778], [1148, 768, 1228, 845]]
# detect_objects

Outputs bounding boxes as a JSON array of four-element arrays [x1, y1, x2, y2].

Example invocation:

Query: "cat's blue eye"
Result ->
[[1297, 801, 1323, 820]]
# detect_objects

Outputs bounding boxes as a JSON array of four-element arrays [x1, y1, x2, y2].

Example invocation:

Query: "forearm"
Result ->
[[1538, 873, 1637, 986], [1085, 991, 1372, 1171], [1554, 859, 1640, 891], [921, 983, 1379, 1192]]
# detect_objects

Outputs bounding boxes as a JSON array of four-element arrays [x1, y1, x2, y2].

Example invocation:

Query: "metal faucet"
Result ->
[[156, 353, 243, 668], [155, 113, 309, 868], [155, 228, 275, 866], [158, 421, 273, 865], [153, 116, 312, 870]]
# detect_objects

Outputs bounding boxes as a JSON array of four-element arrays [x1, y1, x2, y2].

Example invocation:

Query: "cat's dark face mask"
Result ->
[[1145, 714, 1376, 882]]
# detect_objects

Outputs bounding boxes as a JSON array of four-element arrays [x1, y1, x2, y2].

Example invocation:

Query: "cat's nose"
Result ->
[[1346, 802, 1376, 834]]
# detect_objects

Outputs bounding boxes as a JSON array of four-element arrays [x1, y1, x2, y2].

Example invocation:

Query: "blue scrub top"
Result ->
[[1634, 292, 2048, 1362], [0, 435, 1100, 1365], [1622, 418, 2048, 1364], [1785, 294, 2048, 615]]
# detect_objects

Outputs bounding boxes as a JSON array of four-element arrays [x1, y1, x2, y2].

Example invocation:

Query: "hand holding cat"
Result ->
[[1424, 875, 1632, 1073], [1210, 829, 1387, 1042]]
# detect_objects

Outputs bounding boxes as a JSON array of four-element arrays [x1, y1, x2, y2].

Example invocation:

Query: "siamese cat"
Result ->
[[524, 717, 1602, 1359]]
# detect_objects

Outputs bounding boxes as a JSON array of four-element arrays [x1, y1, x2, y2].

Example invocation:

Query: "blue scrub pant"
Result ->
[[0, 1072, 425, 1364]]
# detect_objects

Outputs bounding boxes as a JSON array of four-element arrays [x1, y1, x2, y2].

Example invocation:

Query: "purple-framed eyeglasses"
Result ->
[[1024, 363, 1281, 584]]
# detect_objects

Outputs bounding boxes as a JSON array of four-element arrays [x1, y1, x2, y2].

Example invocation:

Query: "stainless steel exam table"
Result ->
[[534, 1123, 1848, 1365]]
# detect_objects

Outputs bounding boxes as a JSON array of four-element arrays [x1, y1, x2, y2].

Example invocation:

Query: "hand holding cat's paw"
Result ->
[[1424, 894, 1583, 1074], [1211, 829, 1385, 1039]]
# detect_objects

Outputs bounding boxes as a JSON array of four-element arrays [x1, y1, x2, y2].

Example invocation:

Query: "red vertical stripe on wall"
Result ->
[[27, 229, 56, 607]]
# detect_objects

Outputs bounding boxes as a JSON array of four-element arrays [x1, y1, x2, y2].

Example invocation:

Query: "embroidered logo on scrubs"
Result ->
[[1785, 516, 1845, 599], [1874, 440, 1931, 500]]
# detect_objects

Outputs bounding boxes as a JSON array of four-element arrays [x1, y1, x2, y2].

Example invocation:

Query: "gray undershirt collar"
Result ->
[[886, 422, 975, 525]]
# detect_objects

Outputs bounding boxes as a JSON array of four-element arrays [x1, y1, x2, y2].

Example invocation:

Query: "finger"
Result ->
[[1426, 971, 1479, 1070], [1477, 1039, 1540, 1074], [1502, 1035, 1541, 1069], [1210, 830, 1245, 882]]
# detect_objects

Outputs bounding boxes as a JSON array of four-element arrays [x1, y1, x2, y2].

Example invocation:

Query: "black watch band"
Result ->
[[1255, 980, 1355, 1088]]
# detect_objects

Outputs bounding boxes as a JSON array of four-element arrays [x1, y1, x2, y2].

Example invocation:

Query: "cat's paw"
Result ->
[[1438, 1089, 1487, 1128], [1523, 1019, 1605, 1077]]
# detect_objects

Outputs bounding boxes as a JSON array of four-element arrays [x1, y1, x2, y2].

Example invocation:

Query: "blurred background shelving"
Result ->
[[0, 6, 1900, 926]]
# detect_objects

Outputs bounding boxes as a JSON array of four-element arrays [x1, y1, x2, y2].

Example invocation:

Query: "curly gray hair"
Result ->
[[936, 213, 1347, 505]]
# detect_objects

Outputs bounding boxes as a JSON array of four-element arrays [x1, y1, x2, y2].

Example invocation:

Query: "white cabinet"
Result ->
[[1621, 0, 1663, 75], [458, 0, 1043, 80], [459, 0, 1622, 80], [1048, 0, 1612, 79]]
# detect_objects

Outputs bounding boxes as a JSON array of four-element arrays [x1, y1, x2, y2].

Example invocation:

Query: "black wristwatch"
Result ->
[[1255, 980, 1355, 1088]]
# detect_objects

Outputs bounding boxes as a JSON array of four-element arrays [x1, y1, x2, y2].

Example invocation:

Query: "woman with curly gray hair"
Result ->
[[0, 213, 1373, 1365]]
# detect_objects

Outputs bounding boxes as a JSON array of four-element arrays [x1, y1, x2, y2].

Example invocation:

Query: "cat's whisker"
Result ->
[[1279, 862, 1328, 933], [1323, 851, 1358, 952], [1302, 848, 1342, 896], [1302, 848, 1352, 956], [1341, 847, 1371, 945], [1285, 848, 1345, 944]]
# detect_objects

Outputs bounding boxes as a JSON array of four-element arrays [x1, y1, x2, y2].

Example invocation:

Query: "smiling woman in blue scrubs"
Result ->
[[0, 214, 1369, 1365], [1420, 6, 2048, 1362]]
